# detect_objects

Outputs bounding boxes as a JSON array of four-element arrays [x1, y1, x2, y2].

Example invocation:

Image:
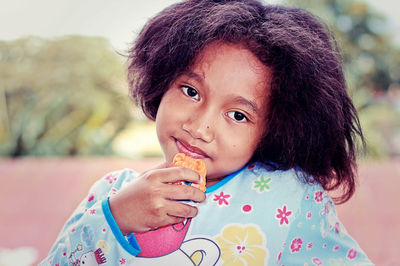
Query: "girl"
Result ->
[[42, 0, 373, 265]]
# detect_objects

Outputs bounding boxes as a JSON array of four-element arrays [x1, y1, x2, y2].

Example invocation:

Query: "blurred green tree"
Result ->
[[0, 36, 133, 156]]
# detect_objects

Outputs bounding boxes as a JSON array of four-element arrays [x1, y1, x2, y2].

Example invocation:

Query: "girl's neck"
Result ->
[[206, 177, 225, 188]]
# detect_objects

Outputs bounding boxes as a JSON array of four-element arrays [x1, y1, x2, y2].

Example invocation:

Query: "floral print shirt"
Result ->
[[41, 162, 373, 265]]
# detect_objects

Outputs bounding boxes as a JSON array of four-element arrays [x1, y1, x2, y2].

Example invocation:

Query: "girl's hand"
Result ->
[[108, 164, 206, 235]]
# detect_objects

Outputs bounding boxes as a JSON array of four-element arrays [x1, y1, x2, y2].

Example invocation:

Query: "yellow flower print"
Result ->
[[215, 224, 269, 266], [96, 240, 110, 254]]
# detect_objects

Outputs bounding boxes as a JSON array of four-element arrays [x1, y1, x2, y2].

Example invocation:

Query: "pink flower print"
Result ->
[[89, 209, 96, 215], [276, 205, 292, 225], [333, 245, 340, 251], [276, 252, 282, 264], [312, 257, 323, 266], [108, 187, 118, 196], [213, 191, 231, 206], [120, 258, 126, 264], [307, 211, 312, 219], [102, 228, 107, 233], [105, 173, 117, 184], [87, 193, 95, 202], [334, 222, 341, 234], [305, 195, 310, 200], [71, 228, 76, 233], [347, 248, 358, 260], [290, 238, 303, 253], [314, 191, 323, 202], [236, 245, 246, 254], [307, 242, 313, 250]]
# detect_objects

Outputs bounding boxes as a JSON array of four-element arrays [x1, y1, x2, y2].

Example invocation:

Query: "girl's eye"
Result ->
[[227, 111, 248, 122], [181, 86, 200, 100]]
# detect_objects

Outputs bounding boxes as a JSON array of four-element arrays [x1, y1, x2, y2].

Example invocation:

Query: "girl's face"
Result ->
[[156, 42, 271, 186]]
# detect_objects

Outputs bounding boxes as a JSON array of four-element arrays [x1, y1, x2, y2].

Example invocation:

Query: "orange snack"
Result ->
[[173, 153, 207, 192]]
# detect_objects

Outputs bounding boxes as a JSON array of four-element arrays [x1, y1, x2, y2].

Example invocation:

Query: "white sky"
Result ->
[[0, 0, 399, 50], [0, 0, 178, 50]]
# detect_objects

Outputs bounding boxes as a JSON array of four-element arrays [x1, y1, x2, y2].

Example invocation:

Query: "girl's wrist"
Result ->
[[108, 195, 130, 235]]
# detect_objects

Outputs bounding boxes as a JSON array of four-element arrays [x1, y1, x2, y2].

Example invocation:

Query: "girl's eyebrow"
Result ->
[[180, 70, 205, 84], [231, 96, 260, 114]]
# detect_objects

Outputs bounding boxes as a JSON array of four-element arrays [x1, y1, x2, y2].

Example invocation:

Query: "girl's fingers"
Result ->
[[165, 183, 206, 202], [148, 166, 201, 184], [167, 201, 199, 218], [168, 167, 202, 184], [147, 201, 197, 230], [163, 216, 186, 228]]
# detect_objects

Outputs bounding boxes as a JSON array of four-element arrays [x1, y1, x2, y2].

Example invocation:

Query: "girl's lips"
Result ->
[[175, 139, 208, 159]]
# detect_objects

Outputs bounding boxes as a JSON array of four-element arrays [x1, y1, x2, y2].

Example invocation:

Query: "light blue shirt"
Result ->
[[41, 162, 373, 265]]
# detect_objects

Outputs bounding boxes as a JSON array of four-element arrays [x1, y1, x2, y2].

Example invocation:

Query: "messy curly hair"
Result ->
[[128, 0, 365, 203]]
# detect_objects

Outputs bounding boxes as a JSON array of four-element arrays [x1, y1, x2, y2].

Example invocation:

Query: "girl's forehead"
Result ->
[[190, 42, 272, 95]]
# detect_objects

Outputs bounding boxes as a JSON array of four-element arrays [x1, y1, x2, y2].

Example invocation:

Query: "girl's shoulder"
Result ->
[[243, 163, 372, 263], [210, 161, 329, 216]]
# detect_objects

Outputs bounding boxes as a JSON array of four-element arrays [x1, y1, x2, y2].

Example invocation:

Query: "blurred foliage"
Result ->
[[1, 0, 400, 158], [288, 0, 400, 157], [0, 36, 133, 156]]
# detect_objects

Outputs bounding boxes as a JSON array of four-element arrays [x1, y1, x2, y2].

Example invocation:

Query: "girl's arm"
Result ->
[[40, 167, 206, 265]]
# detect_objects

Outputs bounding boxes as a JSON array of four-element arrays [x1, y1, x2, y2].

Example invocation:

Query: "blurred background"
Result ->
[[0, 0, 399, 265]]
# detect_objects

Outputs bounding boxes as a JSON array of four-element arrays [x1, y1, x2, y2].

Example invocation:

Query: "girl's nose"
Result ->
[[182, 112, 215, 143]]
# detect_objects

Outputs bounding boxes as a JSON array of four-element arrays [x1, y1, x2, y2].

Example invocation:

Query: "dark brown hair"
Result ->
[[128, 0, 365, 203]]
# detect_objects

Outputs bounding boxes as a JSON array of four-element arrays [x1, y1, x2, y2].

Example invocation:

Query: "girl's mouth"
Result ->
[[175, 139, 208, 159]]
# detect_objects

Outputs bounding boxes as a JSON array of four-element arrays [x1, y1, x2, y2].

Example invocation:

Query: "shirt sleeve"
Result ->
[[279, 183, 374, 265], [39, 169, 141, 266]]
